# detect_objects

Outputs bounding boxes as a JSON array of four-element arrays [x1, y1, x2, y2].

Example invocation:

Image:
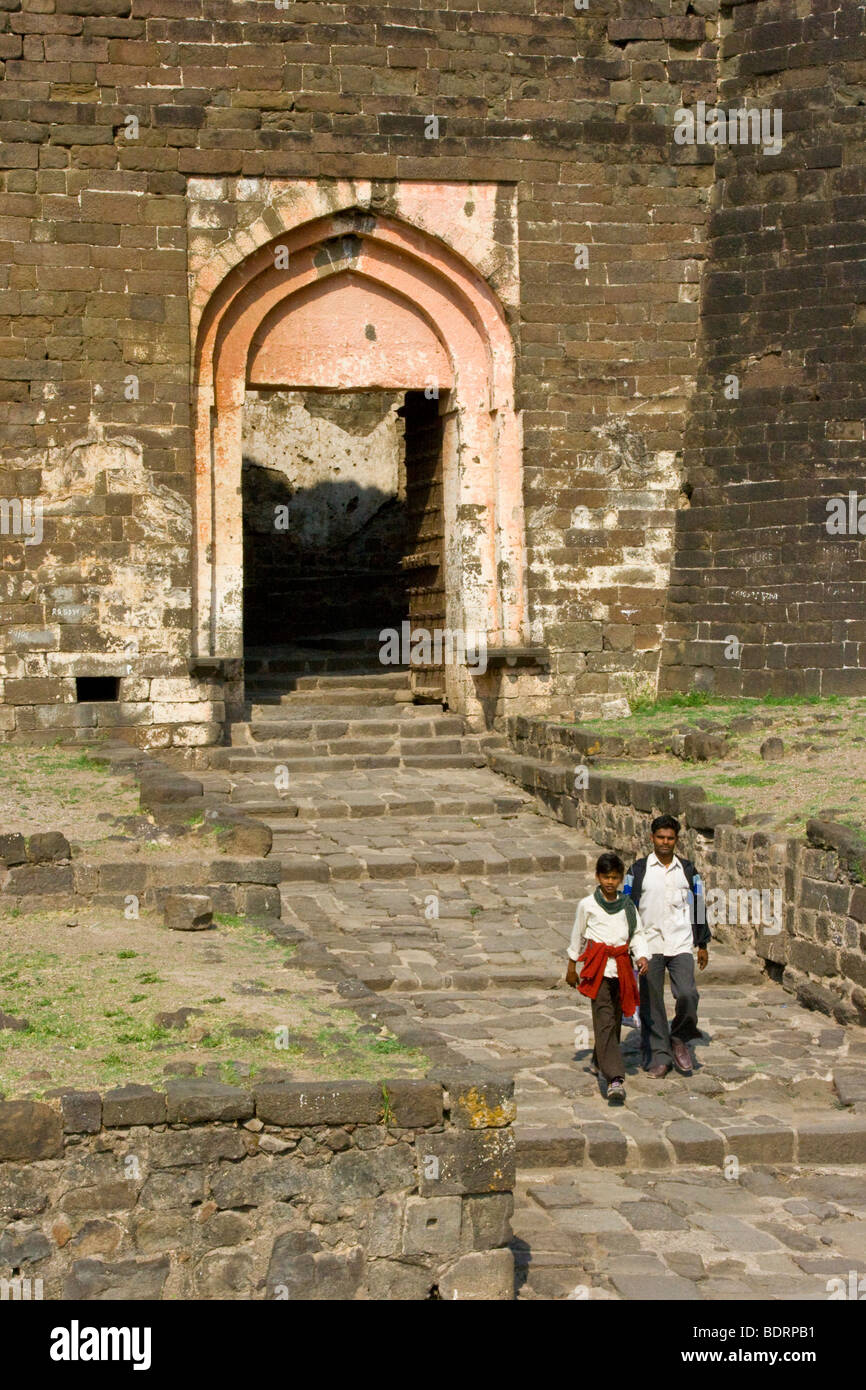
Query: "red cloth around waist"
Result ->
[[577, 940, 640, 1016]]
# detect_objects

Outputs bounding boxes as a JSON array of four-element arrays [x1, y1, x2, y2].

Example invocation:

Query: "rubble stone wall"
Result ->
[[0, 1076, 516, 1301]]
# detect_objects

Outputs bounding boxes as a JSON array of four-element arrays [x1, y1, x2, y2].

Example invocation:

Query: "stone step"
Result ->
[[289, 671, 410, 691], [241, 714, 464, 738], [245, 701, 425, 722], [211, 750, 489, 773], [237, 738, 472, 759], [235, 735, 475, 758], [276, 841, 595, 882], [515, 1112, 866, 1170], [227, 793, 530, 819], [264, 687, 410, 706]]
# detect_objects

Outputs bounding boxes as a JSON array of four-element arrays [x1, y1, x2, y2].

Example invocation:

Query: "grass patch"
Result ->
[[0, 910, 427, 1093]]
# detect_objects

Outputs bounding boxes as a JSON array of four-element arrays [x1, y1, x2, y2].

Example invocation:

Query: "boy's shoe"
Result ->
[[607, 1079, 626, 1104]]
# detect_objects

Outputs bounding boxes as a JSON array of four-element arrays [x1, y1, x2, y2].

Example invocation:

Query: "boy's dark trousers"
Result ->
[[639, 952, 700, 1068], [591, 976, 625, 1081]]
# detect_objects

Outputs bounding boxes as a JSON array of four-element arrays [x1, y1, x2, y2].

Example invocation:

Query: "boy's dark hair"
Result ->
[[596, 851, 624, 876], [650, 813, 681, 836]]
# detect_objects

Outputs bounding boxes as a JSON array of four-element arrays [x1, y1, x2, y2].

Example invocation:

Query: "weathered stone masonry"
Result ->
[[0, 0, 862, 743], [0, 1077, 516, 1300]]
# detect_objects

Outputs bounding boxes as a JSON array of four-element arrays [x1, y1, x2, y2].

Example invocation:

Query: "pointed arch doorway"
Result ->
[[191, 202, 528, 717]]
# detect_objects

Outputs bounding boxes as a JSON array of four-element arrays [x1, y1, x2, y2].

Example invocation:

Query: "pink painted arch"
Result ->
[[191, 208, 527, 708]]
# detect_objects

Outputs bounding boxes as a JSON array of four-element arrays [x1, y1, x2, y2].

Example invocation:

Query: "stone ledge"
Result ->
[[0, 1075, 511, 1151]]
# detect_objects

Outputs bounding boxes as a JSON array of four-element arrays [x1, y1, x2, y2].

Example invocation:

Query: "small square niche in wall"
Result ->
[[75, 676, 119, 703]]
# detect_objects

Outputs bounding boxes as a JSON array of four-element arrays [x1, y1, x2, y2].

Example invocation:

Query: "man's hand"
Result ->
[[697, 947, 708, 971], [636, 956, 649, 976], [565, 960, 578, 989]]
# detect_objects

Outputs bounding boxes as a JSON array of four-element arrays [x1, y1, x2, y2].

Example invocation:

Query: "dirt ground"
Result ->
[[580, 695, 866, 836], [0, 746, 426, 1095], [0, 745, 139, 847], [0, 905, 426, 1095]]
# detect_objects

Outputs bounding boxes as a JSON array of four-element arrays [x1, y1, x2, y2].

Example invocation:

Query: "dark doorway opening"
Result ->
[[241, 387, 445, 688]]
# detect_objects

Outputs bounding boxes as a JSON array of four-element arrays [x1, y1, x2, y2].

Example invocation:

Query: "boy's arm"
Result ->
[[629, 906, 651, 968], [568, 900, 587, 961]]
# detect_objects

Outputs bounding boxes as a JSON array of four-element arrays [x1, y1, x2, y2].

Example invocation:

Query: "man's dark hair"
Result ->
[[596, 851, 624, 876], [650, 813, 681, 836]]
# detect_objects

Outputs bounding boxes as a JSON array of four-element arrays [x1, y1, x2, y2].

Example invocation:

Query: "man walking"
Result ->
[[623, 814, 710, 1078]]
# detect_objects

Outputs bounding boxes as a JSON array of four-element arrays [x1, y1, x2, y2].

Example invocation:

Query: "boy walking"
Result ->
[[624, 814, 710, 1078], [566, 852, 650, 1105]]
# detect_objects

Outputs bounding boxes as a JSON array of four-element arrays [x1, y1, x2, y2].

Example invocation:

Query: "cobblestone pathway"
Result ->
[[206, 655, 866, 1300]]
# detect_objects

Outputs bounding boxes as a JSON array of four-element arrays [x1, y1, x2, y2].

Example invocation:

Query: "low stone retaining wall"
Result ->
[[0, 743, 279, 920], [493, 718, 866, 1027], [0, 853, 281, 920], [0, 1076, 515, 1301]]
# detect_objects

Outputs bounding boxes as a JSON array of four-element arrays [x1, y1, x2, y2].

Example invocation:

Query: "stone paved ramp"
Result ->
[[207, 663, 866, 1299], [514, 1165, 866, 1300]]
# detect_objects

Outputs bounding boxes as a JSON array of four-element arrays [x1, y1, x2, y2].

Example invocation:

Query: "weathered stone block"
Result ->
[[146, 1127, 247, 1170], [415, 1129, 515, 1196], [3, 863, 74, 895], [62, 1181, 138, 1215], [265, 1230, 364, 1300], [61, 1090, 102, 1134], [666, 1118, 724, 1166], [164, 892, 213, 931], [0, 1223, 51, 1265], [0, 1100, 62, 1160], [439, 1248, 514, 1300], [63, 1256, 170, 1301], [215, 817, 272, 857], [255, 1080, 382, 1127], [797, 1119, 866, 1165], [438, 1074, 516, 1129], [164, 1079, 253, 1124], [102, 1084, 166, 1127], [26, 830, 71, 862], [365, 1258, 436, 1300], [461, 1192, 514, 1251], [402, 1194, 462, 1255], [720, 1123, 795, 1164], [578, 1121, 628, 1166], [366, 1193, 403, 1257], [517, 1126, 587, 1168], [0, 833, 27, 866], [382, 1079, 442, 1128]]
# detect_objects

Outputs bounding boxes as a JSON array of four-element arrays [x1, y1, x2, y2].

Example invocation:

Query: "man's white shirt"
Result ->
[[568, 894, 650, 979], [638, 852, 693, 957]]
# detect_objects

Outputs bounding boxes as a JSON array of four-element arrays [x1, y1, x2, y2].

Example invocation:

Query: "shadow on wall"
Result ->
[[241, 462, 409, 644]]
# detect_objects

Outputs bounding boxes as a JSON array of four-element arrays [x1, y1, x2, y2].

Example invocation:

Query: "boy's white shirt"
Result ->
[[568, 893, 650, 979]]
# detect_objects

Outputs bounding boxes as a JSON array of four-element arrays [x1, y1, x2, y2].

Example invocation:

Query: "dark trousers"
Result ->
[[590, 976, 624, 1082], [639, 953, 700, 1068]]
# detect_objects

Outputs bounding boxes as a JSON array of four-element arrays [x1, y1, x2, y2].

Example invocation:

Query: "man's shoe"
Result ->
[[607, 1079, 626, 1104], [647, 1063, 670, 1079], [672, 1040, 693, 1075]]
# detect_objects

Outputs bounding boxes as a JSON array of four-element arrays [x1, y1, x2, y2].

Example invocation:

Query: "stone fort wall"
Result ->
[[0, 0, 860, 745]]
